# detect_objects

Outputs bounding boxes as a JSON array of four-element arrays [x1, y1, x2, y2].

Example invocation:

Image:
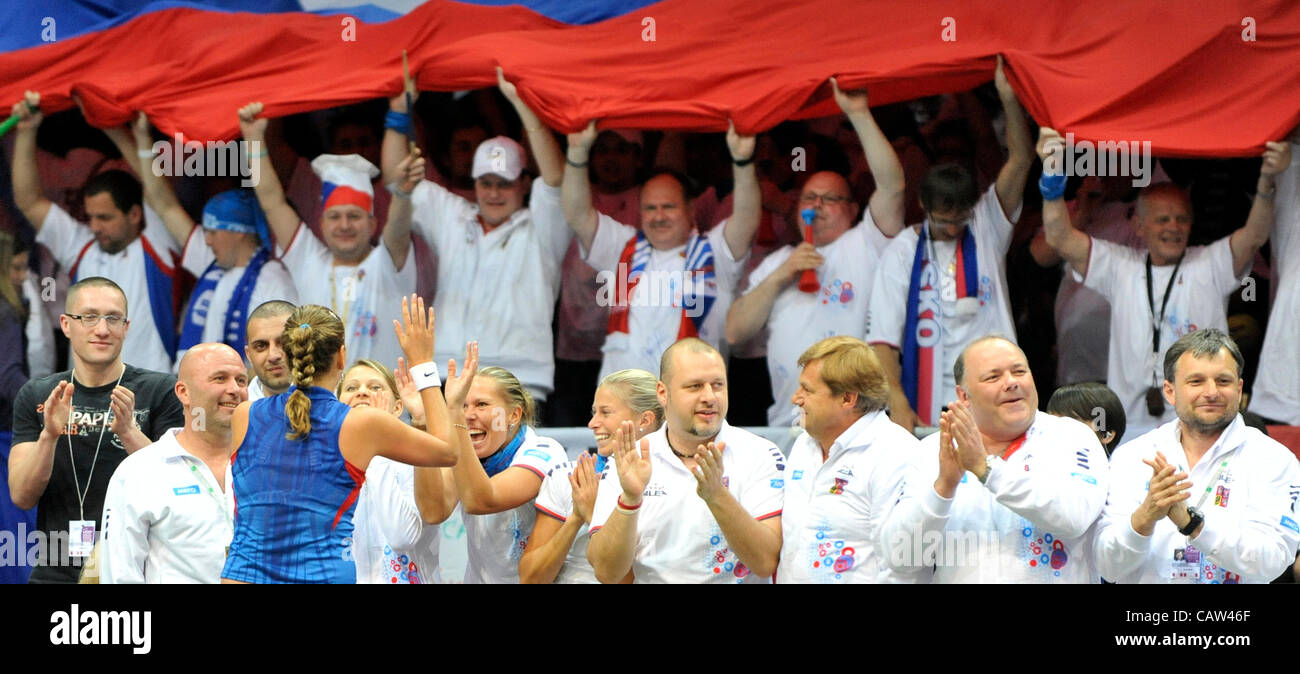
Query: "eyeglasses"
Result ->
[[64, 313, 127, 329], [798, 192, 849, 206]]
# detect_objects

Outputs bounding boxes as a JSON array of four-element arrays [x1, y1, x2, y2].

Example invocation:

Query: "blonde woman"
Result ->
[[442, 343, 568, 583], [519, 369, 663, 583]]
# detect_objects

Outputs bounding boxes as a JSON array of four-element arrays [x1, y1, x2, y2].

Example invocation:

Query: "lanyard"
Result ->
[[188, 461, 234, 529], [329, 263, 361, 332], [1145, 253, 1185, 355], [66, 365, 127, 521]]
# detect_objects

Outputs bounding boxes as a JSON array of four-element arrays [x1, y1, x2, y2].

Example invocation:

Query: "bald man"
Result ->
[[880, 335, 1109, 583], [99, 343, 248, 583], [726, 78, 906, 425]]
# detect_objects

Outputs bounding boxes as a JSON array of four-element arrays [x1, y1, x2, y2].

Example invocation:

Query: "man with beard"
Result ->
[[99, 343, 248, 583], [1094, 329, 1300, 584], [242, 300, 295, 402], [586, 338, 784, 583]]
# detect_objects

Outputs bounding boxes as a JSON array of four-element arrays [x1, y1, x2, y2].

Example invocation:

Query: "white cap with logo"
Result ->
[[471, 136, 526, 181]]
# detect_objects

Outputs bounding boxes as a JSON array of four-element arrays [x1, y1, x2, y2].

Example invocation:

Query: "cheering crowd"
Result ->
[[1, 57, 1298, 584]]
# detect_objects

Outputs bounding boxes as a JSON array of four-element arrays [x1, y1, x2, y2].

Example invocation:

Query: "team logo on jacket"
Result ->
[[829, 478, 848, 495]]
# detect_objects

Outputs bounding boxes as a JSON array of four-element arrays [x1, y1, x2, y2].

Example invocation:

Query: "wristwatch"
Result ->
[[1178, 506, 1204, 536]]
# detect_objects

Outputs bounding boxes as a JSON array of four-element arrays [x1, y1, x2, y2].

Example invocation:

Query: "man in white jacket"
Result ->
[[99, 344, 246, 583], [881, 335, 1109, 583], [1094, 329, 1300, 583]]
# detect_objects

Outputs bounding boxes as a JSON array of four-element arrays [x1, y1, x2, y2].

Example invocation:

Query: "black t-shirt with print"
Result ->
[[11, 364, 184, 583]]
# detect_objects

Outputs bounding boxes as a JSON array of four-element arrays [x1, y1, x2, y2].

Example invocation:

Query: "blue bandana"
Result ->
[[480, 425, 528, 478], [179, 190, 273, 355]]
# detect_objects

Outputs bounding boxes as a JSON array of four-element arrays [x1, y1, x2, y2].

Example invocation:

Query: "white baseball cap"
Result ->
[[471, 136, 526, 181]]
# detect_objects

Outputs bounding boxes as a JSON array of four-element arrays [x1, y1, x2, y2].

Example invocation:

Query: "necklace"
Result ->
[[66, 364, 128, 521]]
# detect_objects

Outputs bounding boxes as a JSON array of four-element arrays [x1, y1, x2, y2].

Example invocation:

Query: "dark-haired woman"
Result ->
[[221, 296, 460, 583]]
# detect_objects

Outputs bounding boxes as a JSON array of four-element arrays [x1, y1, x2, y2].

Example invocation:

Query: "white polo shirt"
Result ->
[[462, 428, 568, 584], [778, 410, 920, 584], [866, 185, 1019, 424], [278, 222, 415, 370], [533, 456, 614, 584], [38, 203, 179, 372], [412, 180, 570, 400], [1078, 236, 1239, 437], [1252, 141, 1300, 423], [588, 422, 785, 584], [584, 215, 746, 382], [352, 456, 441, 584], [1094, 416, 1300, 584], [179, 228, 299, 366], [746, 210, 892, 425], [880, 411, 1109, 583], [99, 428, 234, 584]]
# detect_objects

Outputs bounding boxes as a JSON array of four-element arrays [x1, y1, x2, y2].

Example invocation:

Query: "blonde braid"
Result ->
[[282, 306, 346, 441]]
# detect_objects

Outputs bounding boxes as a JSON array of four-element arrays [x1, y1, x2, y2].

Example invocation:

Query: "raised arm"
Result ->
[[1037, 127, 1093, 277], [831, 77, 905, 235], [993, 56, 1034, 221], [382, 148, 424, 270], [394, 357, 459, 524], [1229, 140, 1292, 277], [128, 113, 195, 248], [518, 453, 598, 584], [498, 68, 562, 188], [237, 102, 299, 248], [9, 92, 52, 227], [722, 121, 760, 259], [561, 121, 601, 251]]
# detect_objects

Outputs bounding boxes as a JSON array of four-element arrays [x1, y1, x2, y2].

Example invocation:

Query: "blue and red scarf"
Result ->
[[605, 230, 716, 340], [901, 223, 978, 426]]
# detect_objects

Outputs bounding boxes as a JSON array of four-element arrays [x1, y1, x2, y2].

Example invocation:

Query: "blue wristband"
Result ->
[[385, 110, 412, 136], [1038, 172, 1067, 201]]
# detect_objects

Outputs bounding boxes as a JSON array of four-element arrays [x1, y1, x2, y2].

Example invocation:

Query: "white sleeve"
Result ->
[[1077, 237, 1132, 302], [865, 234, 914, 348], [141, 204, 180, 255], [744, 245, 792, 294], [858, 205, 893, 254], [276, 222, 329, 283], [709, 218, 748, 292], [739, 443, 785, 521], [1092, 442, 1159, 582], [529, 181, 573, 264], [982, 421, 1109, 540], [1191, 450, 1300, 583], [34, 204, 93, 268], [98, 464, 149, 584], [534, 462, 574, 522], [372, 236, 416, 293], [1202, 236, 1243, 295], [411, 179, 471, 256], [180, 227, 213, 277], [22, 278, 55, 379], [582, 213, 637, 270], [868, 447, 918, 583], [878, 444, 947, 578], [1273, 141, 1300, 259], [509, 440, 566, 480], [368, 461, 426, 550], [251, 259, 300, 306], [975, 183, 1020, 255]]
